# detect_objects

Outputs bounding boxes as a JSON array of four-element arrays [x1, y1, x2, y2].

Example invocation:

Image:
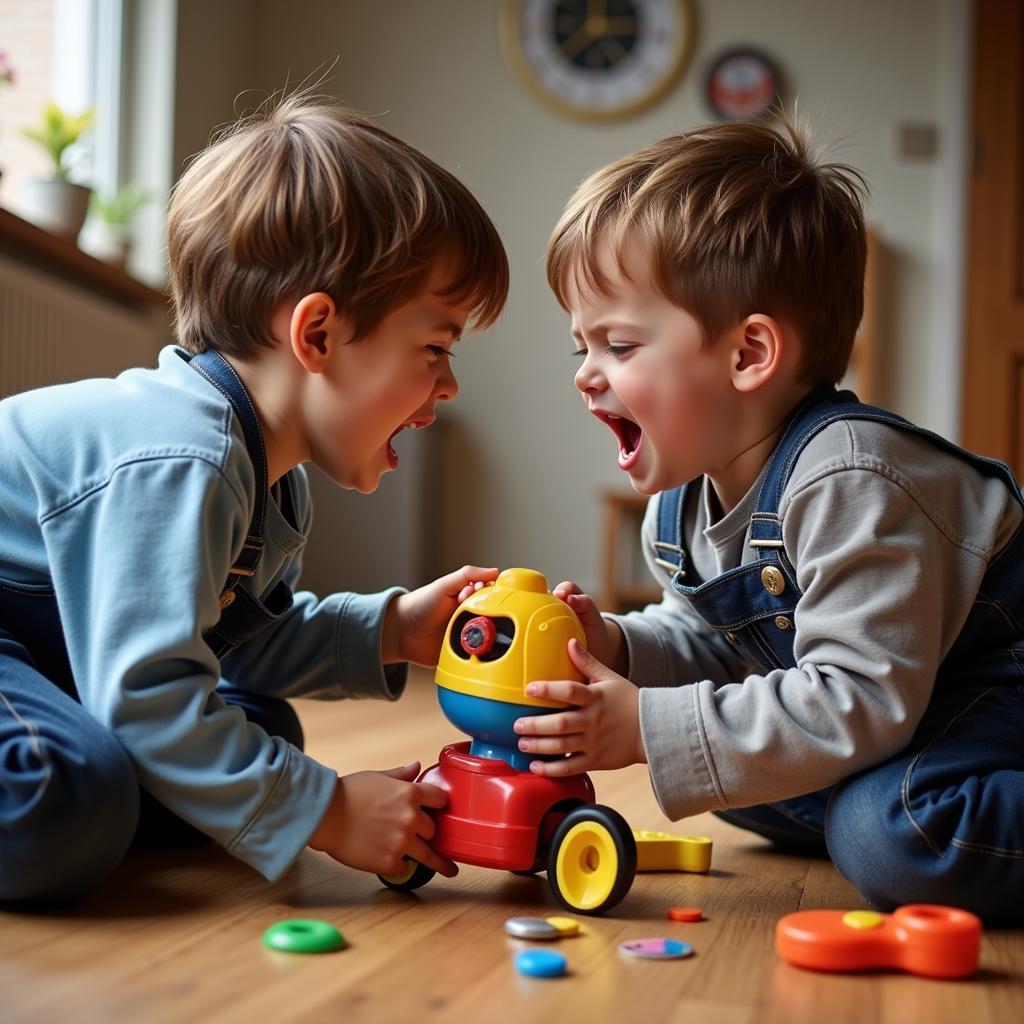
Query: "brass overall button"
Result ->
[[760, 566, 786, 596], [774, 616, 792, 630], [218, 590, 237, 609]]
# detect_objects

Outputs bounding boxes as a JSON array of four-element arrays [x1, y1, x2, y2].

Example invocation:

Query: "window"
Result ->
[[0, 0, 172, 285]]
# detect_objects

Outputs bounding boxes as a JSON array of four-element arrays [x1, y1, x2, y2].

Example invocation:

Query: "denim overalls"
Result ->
[[0, 350, 304, 905], [653, 388, 1024, 923]]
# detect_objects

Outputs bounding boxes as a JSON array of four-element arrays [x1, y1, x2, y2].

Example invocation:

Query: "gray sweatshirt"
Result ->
[[609, 418, 1022, 820]]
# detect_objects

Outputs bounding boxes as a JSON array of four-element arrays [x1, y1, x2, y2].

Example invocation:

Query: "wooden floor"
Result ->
[[2, 671, 1022, 1023]]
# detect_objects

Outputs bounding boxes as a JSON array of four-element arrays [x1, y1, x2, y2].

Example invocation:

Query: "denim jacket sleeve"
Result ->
[[40, 453, 338, 880], [218, 469, 408, 702]]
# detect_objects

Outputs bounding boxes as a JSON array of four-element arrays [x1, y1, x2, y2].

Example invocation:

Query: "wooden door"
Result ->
[[963, 0, 1024, 471]]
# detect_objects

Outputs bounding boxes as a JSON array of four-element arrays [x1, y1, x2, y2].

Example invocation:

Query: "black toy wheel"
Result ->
[[547, 804, 637, 915], [378, 859, 437, 893]]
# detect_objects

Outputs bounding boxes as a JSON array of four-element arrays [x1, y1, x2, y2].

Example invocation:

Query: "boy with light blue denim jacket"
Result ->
[[0, 94, 507, 904]]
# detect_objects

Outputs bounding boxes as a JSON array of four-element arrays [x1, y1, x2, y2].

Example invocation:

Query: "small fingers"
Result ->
[[415, 810, 436, 842], [529, 754, 589, 778], [407, 837, 459, 878], [525, 680, 596, 705], [515, 709, 585, 736], [415, 782, 449, 810], [517, 734, 586, 755], [446, 564, 499, 594], [552, 580, 583, 602]]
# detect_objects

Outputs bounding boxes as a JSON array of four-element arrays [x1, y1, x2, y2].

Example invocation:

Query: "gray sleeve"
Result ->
[[606, 495, 749, 687], [639, 434, 1013, 820]]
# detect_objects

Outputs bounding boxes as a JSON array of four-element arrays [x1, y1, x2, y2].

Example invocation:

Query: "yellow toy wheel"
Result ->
[[547, 805, 636, 914], [378, 859, 436, 893]]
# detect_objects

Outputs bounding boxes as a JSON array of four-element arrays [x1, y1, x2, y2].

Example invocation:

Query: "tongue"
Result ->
[[620, 419, 641, 456]]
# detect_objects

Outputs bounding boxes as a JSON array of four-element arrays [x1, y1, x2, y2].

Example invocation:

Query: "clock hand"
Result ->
[[561, 23, 597, 61]]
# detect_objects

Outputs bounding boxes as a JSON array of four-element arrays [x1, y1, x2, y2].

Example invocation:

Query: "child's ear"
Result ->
[[289, 292, 349, 372], [730, 314, 784, 393]]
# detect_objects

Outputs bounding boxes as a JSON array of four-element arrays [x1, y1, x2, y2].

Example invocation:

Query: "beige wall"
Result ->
[[173, 0, 969, 596]]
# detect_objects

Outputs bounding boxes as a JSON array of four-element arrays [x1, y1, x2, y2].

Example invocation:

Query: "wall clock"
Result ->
[[705, 48, 781, 121], [501, 0, 695, 122]]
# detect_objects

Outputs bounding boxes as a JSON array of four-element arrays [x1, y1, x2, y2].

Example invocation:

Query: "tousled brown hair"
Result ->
[[168, 92, 509, 356], [546, 116, 867, 385]]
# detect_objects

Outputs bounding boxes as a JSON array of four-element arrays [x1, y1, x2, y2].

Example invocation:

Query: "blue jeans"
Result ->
[[0, 630, 303, 907], [714, 683, 1024, 926]]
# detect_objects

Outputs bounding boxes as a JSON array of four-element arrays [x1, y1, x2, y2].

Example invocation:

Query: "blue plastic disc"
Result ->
[[515, 949, 568, 978]]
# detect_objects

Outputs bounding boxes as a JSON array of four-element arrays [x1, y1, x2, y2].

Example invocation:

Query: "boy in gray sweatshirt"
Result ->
[[516, 117, 1024, 925]]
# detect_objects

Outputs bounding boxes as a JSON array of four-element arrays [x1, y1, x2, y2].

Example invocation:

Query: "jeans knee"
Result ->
[[825, 770, 1022, 924], [0, 728, 139, 905]]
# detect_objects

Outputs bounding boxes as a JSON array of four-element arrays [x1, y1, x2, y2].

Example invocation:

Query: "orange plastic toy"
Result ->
[[775, 904, 982, 979]]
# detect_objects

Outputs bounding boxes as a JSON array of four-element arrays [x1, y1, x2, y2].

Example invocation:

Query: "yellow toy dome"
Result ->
[[435, 568, 585, 709]]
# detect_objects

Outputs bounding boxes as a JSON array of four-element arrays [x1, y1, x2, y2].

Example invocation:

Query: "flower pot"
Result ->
[[18, 178, 91, 243], [82, 221, 132, 271]]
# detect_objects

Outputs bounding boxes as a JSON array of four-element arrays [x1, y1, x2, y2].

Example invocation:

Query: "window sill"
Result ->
[[0, 206, 168, 311]]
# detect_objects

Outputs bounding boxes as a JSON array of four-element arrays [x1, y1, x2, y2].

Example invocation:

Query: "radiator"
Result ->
[[0, 254, 168, 398]]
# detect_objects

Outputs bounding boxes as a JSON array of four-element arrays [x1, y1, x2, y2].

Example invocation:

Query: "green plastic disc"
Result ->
[[262, 918, 345, 954]]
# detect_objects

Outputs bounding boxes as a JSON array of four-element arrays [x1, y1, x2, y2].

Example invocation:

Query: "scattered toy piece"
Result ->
[[505, 916, 560, 940], [633, 830, 713, 873], [775, 904, 982, 979], [618, 937, 694, 960], [667, 906, 703, 922], [545, 915, 581, 936], [515, 949, 568, 977], [261, 919, 345, 954]]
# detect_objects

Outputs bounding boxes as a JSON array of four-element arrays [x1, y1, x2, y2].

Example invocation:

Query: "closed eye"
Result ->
[[607, 344, 635, 357], [427, 344, 455, 358]]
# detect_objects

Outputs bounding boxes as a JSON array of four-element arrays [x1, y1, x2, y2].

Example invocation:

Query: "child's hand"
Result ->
[[308, 763, 458, 878], [552, 580, 627, 675], [382, 565, 499, 666], [513, 639, 646, 777]]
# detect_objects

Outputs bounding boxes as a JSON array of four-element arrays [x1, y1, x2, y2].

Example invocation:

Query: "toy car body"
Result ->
[[380, 568, 637, 914]]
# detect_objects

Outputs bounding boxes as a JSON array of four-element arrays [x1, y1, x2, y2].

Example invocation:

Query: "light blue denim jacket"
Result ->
[[0, 346, 407, 880]]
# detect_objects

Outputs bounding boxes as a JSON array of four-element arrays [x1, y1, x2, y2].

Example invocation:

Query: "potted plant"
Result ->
[[85, 183, 152, 270], [18, 102, 94, 242]]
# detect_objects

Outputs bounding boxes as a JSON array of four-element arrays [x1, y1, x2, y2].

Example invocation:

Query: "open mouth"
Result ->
[[386, 416, 436, 469], [592, 410, 643, 470]]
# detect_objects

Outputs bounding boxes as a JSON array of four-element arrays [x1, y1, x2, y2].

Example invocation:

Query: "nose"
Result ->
[[574, 352, 605, 395], [435, 360, 458, 403]]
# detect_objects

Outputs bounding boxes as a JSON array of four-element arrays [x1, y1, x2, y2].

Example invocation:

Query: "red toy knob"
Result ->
[[460, 616, 497, 657]]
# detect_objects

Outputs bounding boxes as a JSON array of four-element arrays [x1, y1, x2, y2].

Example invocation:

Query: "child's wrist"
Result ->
[[606, 618, 628, 675], [380, 594, 405, 663]]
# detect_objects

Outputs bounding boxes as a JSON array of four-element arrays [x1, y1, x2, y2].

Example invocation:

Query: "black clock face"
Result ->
[[552, 0, 642, 71], [505, 0, 693, 121]]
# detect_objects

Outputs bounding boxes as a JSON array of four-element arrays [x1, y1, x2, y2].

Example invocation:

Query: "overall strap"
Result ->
[[653, 483, 689, 583], [750, 386, 1024, 557], [187, 349, 267, 603]]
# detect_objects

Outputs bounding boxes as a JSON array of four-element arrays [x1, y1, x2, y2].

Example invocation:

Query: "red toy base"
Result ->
[[419, 742, 595, 871]]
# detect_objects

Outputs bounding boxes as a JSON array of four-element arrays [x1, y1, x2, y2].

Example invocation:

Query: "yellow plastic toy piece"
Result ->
[[841, 910, 885, 930], [633, 830, 713, 873], [544, 916, 581, 937], [553, 820, 622, 912], [435, 567, 585, 710]]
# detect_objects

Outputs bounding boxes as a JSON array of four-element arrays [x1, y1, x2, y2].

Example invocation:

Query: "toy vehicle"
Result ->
[[379, 568, 637, 914]]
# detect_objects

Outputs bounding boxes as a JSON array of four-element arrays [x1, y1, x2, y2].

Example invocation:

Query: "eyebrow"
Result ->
[[431, 321, 464, 340], [571, 320, 647, 341]]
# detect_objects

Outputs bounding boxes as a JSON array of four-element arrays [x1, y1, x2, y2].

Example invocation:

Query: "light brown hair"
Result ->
[[546, 117, 867, 385], [168, 93, 509, 356]]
